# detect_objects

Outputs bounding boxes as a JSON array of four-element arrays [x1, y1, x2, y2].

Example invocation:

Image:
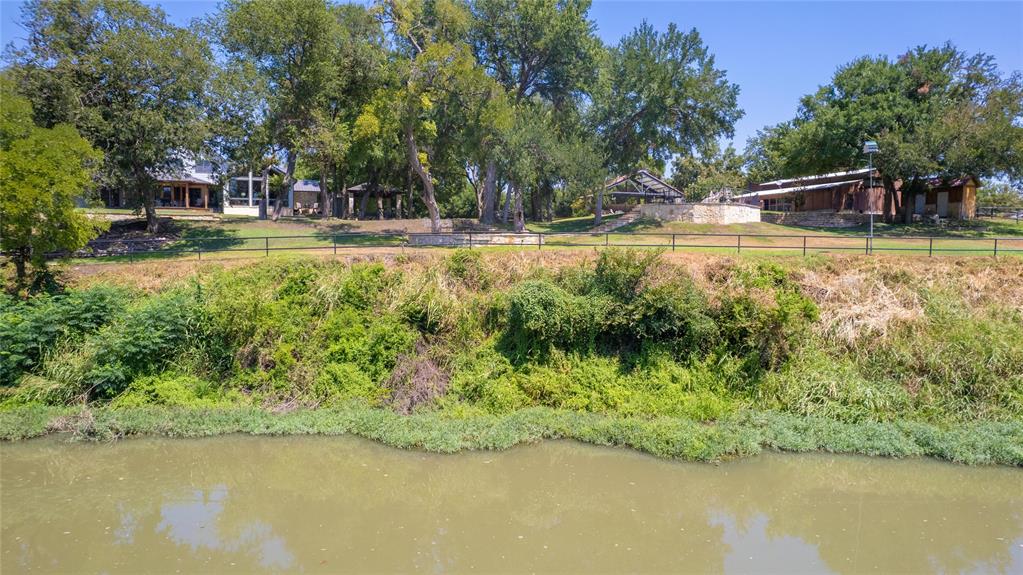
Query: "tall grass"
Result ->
[[2, 250, 1021, 463]]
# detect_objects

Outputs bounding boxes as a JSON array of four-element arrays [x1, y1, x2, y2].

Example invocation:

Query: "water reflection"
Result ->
[[2, 436, 1021, 573]]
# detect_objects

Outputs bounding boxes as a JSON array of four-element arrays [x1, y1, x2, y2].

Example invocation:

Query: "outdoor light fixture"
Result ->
[[863, 140, 879, 249]]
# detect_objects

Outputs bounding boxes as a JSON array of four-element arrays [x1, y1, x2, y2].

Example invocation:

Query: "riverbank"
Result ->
[[1, 405, 1021, 465], [2, 251, 1021, 465]]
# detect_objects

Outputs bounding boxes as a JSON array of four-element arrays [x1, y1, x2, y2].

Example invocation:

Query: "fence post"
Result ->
[[265, 237, 269, 257], [736, 234, 741, 253], [672, 234, 676, 252], [994, 238, 998, 259], [605, 233, 609, 247], [538, 233, 542, 250], [865, 236, 869, 255], [468, 232, 473, 249], [802, 236, 807, 256], [929, 237, 933, 257], [333, 235, 337, 256]]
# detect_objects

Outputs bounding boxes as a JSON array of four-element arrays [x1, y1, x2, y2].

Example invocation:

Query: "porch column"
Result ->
[[377, 194, 384, 220], [183, 184, 189, 208], [203, 186, 208, 209], [248, 171, 254, 207], [396, 194, 402, 219], [348, 195, 355, 217]]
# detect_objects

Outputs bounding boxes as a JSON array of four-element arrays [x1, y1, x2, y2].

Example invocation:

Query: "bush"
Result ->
[[591, 248, 662, 299], [716, 262, 818, 369], [110, 373, 228, 408], [503, 280, 599, 358], [445, 249, 491, 289], [0, 286, 128, 385], [629, 279, 718, 355]]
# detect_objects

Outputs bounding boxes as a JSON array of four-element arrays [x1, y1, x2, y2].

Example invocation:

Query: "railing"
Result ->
[[976, 205, 1022, 222], [52, 230, 1023, 262]]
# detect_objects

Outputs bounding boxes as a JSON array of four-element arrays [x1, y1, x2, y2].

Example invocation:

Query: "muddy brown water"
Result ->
[[2, 436, 1021, 574]]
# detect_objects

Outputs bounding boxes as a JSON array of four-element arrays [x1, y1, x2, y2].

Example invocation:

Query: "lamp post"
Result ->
[[863, 140, 879, 250]]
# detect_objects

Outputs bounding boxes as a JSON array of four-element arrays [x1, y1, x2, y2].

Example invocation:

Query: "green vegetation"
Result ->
[[0, 78, 105, 286], [2, 250, 1021, 464]]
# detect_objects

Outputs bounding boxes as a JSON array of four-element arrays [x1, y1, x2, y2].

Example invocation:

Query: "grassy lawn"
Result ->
[[524, 213, 620, 233], [70, 213, 1023, 264]]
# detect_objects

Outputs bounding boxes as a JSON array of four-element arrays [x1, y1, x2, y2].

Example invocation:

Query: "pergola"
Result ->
[[604, 170, 684, 202]]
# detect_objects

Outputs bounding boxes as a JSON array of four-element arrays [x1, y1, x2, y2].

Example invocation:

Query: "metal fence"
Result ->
[[977, 205, 1023, 222], [61, 230, 1023, 262]]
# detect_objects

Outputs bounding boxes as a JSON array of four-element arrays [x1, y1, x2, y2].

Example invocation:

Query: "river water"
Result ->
[[2, 436, 1021, 574]]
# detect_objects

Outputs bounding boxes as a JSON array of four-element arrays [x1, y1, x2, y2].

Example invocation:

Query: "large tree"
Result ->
[[217, 0, 338, 219], [746, 44, 1023, 222], [591, 21, 742, 222], [670, 143, 745, 202], [9, 0, 211, 233], [369, 0, 501, 232], [468, 0, 601, 224], [0, 79, 104, 286]]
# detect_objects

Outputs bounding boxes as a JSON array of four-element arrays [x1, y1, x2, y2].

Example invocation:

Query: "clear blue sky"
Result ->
[[2, 0, 1021, 151]]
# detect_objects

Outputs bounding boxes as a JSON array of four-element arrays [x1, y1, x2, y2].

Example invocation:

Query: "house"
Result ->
[[100, 156, 220, 210], [223, 167, 290, 216], [736, 169, 977, 220]]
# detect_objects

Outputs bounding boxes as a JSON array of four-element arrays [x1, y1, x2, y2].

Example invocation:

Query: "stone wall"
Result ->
[[760, 211, 870, 228], [408, 233, 543, 247], [636, 203, 761, 225]]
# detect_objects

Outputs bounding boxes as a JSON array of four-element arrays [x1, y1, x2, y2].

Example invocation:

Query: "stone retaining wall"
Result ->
[[636, 203, 761, 225], [761, 211, 870, 228], [408, 233, 543, 247]]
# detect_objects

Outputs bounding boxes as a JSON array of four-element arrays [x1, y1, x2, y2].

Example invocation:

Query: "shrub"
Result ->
[[445, 249, 491, 289], [109, 373, 227, 408], [629, 279, 718, 355], [84, 291, 201, 399], [716, 262, 818, 369], [503, 280, 598, 358], [591, 248, 662, 299], [0, 286, 128, 385]]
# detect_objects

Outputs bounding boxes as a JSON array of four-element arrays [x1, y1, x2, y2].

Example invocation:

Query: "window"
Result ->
[[763, 198, 793, 212]]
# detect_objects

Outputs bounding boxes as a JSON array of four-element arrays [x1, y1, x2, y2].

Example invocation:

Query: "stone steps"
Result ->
[[591, 210, 641, 233]]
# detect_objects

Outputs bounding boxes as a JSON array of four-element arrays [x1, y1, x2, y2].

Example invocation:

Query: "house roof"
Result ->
[[294, 179, 321, 192], [153, 169, 216, 186], [756, 168, 872, 189], [735, 178, 863, 199]]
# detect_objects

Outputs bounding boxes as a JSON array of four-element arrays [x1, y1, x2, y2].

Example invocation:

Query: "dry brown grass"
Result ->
[[57, 250, 1023, 345]]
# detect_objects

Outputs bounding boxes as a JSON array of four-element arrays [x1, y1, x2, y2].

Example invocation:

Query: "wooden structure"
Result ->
[[603, 170, 685, 204], [737, 169, 978, 220]]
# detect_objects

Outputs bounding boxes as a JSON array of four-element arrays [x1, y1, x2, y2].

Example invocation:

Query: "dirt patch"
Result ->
[[385, 341, 449, 414]]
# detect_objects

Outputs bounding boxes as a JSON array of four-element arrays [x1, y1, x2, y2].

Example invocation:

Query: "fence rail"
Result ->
[[976, 205, 1023, 222], [44, 230, 1023, 262]]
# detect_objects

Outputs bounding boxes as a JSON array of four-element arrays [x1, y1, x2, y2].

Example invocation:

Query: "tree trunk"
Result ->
[[376, 188, 384, 220], [320, 161, 331, 218], [274, 149, 296, 221], [595, 185, 604, 225], [359, 186, 371, 219], [512, 182, 525, 232], [138, 170, 158, 234], [260, 166, 270, 220], [480, 159, 497, 225], [404, 125, 441, 233], [502, 184, 511, 223], [13, 247, 27, 283]]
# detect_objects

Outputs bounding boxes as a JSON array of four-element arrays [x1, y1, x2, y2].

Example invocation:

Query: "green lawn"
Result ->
[[524, 213, 620, 233], [71, 213, 1023, 264]]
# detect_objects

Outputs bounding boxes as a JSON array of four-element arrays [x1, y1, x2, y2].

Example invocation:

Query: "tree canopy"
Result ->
[[745, 43, 1023, 221], [0, 78, 104, 286]]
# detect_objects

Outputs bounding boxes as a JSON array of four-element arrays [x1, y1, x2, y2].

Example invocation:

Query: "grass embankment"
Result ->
[[2, 251, 1022, 464]]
